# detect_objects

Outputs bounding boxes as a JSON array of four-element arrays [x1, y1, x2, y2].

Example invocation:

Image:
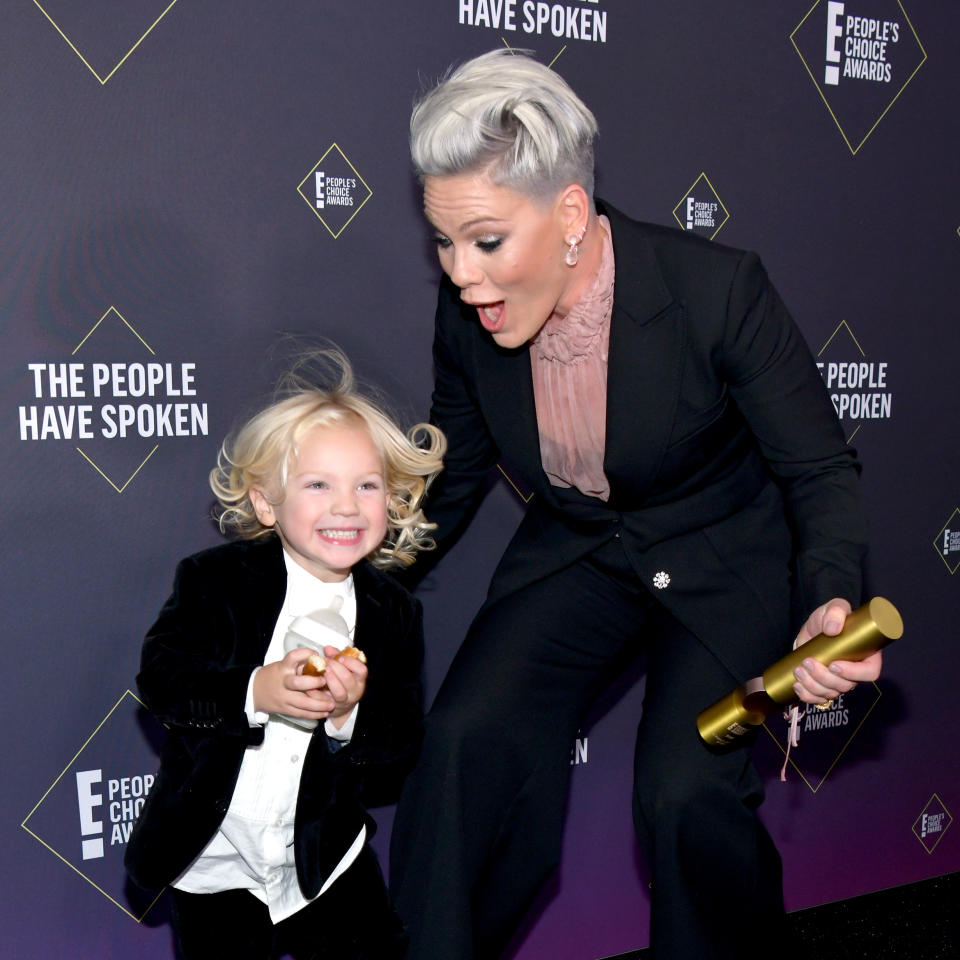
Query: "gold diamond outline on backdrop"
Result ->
[[790, 0, 927, 156], [499, 37, 567, 69], [817, 320, 869, 444], [296, 143, 373, 239], [497, 464, 535, 504], [20, 690, 166, 922], [32, 0, 181, 85], [762, 682, 882, 793], [911, 793, 953, 854], [671, 172, 731, 240], [933, 508, 960, 575], [71, 307, 160, 493]]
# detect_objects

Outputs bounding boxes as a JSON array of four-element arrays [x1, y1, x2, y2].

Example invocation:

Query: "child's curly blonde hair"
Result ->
[[210, 349, 445, 569]]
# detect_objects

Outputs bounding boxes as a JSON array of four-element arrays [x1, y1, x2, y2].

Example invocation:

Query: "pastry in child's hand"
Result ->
[[302, 654, 327, 677], [301, 646, 364, 677], [336, 646, 367, 664]]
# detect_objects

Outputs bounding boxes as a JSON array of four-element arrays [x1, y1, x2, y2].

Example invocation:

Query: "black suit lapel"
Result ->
[[601, 203, 685, 500], [463, 202, 687, 505], [234, 537, 288, 654], [474, 334, 545, 487], [352, 562, 391, 652], [348, 563, 399, 747]]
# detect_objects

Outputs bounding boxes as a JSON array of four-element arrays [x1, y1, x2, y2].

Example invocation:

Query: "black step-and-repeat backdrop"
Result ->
[[3, 2, 957, 957]]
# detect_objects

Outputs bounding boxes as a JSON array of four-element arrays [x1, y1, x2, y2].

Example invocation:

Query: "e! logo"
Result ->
[[825, 1, 845, 85], [75, 769, 104, 860]]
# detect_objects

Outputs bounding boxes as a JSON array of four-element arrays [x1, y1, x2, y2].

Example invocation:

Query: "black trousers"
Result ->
[[389, 536, 788, 960], [170, 844, 405, 960]]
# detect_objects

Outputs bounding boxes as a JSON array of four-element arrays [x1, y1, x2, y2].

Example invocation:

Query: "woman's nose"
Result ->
[[449, 249, 482, 290]]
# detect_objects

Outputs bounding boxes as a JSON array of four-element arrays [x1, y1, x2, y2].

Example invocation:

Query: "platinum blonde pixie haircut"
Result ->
[[210, 350, 446, 569], [410, 48, 598, 202]]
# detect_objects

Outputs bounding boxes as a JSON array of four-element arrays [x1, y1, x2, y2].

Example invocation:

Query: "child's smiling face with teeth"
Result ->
[[251, 422, 389, 582]]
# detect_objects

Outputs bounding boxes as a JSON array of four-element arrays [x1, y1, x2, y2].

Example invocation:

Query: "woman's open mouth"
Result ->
[[476, 302, 505, 333]]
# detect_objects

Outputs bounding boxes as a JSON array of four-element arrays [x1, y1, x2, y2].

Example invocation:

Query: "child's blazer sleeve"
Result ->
[[136, 554, 266, 744]]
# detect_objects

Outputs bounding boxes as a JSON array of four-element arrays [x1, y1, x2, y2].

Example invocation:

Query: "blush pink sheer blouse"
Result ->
[[530, 215, 615, 501]]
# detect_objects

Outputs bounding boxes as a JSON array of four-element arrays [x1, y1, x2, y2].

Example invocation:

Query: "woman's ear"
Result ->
[[249, 487, 276, 527], [556, 183, 590, 238]]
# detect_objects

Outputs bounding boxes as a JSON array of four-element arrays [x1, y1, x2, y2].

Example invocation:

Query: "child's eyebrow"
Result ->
[[290, 469, 385, 479]]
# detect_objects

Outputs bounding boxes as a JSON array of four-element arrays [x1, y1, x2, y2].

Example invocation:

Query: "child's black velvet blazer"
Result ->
[[125, 535, 424, 897]]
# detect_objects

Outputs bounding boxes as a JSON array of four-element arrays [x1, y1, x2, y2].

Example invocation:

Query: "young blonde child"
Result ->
[[125, 350, 445, 959]]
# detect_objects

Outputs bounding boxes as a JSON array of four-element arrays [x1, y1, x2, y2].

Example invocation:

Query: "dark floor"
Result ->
[[601, 871, 958, 959]]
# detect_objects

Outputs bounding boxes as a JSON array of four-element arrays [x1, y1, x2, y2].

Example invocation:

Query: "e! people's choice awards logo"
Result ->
[[297, 143, 372, 238], [791, 0, 926, 154], [767, 683, 881, 792], [934, 509, 960, 575], [17, 307, 210, 492], [912, 795, 952, 854], [21, 691, 167, 919], [672, 173, 730, 240]]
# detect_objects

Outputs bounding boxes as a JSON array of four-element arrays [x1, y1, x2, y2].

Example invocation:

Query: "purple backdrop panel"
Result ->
[[2, 1, 958, 957]]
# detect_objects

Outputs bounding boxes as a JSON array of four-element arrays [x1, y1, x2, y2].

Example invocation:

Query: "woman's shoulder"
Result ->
[[598, 198, 751, 265], [598, 197, 770, 303]]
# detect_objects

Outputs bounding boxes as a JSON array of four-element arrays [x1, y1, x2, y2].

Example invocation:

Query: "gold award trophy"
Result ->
[[697, 597, 903, 746]]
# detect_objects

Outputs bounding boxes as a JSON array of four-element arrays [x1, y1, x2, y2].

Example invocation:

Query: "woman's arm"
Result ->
[[399, 280, 502, 587], [718, 253, 877, 696], [721, 252, 868, 616]]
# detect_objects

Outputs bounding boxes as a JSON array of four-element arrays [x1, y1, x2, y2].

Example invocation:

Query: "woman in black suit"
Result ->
[[388, 49, 882, 959]]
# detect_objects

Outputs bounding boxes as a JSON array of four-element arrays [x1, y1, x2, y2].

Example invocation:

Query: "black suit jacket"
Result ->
[[125, 536, 424, 895], [414, 201, 867, 681]]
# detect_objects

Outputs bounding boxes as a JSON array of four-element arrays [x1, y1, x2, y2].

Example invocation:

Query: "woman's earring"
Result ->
[[565, 225, 586, 266]]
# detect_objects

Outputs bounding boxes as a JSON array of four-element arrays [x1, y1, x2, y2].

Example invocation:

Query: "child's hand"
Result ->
[[253, 648, 335, 719], [321, 645, 368, 729]]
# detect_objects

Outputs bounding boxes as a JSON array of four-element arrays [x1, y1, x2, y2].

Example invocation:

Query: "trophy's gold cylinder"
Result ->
[[696, 685, 769, 746], [761, 597, 903, 705]]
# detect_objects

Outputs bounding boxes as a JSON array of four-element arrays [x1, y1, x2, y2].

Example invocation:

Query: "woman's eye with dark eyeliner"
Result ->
[[432, 235, 452, 249], [476, 237, 503, 253]]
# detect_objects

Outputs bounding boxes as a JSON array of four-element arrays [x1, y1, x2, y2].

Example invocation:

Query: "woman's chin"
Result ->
[[481, 302, 549, 348], [490, 327, 528, 349]]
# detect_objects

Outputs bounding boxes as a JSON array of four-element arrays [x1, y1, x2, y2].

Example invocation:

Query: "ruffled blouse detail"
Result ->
[[530, 215, 614, 501]]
